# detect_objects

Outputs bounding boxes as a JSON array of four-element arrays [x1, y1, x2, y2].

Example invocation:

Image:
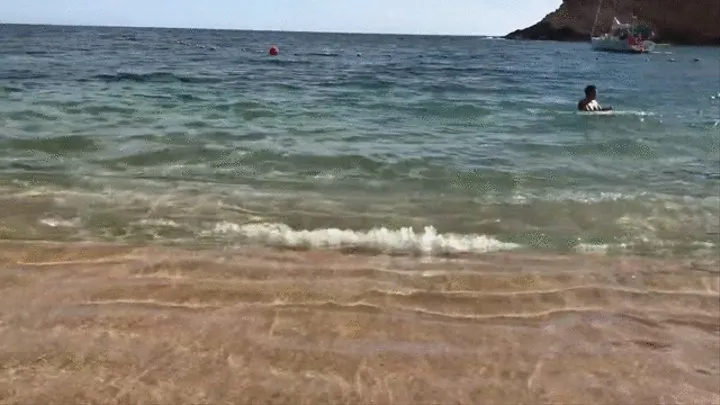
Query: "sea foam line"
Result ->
[[209, 222, 520, 255]]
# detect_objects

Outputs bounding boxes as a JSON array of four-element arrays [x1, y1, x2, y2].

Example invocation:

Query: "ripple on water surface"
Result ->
[[0, 26, 718, 258]]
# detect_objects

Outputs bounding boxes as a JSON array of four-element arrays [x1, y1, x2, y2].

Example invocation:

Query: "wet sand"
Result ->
[[0, 240, 718, 404]]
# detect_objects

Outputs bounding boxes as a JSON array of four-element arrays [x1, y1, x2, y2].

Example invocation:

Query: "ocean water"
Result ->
[[1, 24, 718, 257]]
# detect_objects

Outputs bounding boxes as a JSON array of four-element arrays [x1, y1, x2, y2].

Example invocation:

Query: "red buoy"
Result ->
[[269, 45, 279, 56]]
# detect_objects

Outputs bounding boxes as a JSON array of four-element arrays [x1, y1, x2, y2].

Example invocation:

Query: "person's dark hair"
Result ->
[[584, 85, 596, 96]]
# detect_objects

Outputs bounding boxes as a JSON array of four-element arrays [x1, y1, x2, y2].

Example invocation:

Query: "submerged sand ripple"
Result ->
[[0, 241, 718, 404]]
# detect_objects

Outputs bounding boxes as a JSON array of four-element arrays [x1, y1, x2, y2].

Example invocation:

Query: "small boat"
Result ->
[[591, 17, 656, 53]]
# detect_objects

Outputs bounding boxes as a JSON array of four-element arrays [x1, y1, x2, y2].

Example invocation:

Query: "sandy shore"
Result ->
[[0, 241, 718, 404]]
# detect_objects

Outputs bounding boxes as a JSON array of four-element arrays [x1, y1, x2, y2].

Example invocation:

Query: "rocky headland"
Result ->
[[505, 0, 720, 46]]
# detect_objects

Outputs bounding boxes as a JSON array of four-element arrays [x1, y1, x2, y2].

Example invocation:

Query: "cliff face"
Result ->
[[505, 0, 720, 45]]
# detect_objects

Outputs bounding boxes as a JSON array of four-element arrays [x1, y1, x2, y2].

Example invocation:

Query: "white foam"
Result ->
[[210, 222, 520, 255], [135, 219, 183, 228], [509, 190, 648, 204], [575, 240, 717, 255], [575, 243, 613, 254], [39, 217, 80, 228]]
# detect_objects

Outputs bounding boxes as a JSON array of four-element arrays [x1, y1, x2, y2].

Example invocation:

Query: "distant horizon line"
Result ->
[[0, 21, 509, 38]]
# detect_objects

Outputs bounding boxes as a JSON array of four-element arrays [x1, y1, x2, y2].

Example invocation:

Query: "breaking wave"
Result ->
[[208, 222, 520, 255]]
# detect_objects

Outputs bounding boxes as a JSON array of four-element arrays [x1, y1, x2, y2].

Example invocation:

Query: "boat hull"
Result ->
[[591, 36, 656, 53]]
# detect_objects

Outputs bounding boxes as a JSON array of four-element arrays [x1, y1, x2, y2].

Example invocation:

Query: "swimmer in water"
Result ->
[[578, 85, 613, 111]]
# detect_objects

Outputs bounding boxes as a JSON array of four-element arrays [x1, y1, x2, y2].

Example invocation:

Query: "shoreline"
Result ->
[[1, 240, 718, 404]]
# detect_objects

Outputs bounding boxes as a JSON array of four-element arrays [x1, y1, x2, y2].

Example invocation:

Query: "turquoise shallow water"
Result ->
[[1, 24, 719, 257]]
